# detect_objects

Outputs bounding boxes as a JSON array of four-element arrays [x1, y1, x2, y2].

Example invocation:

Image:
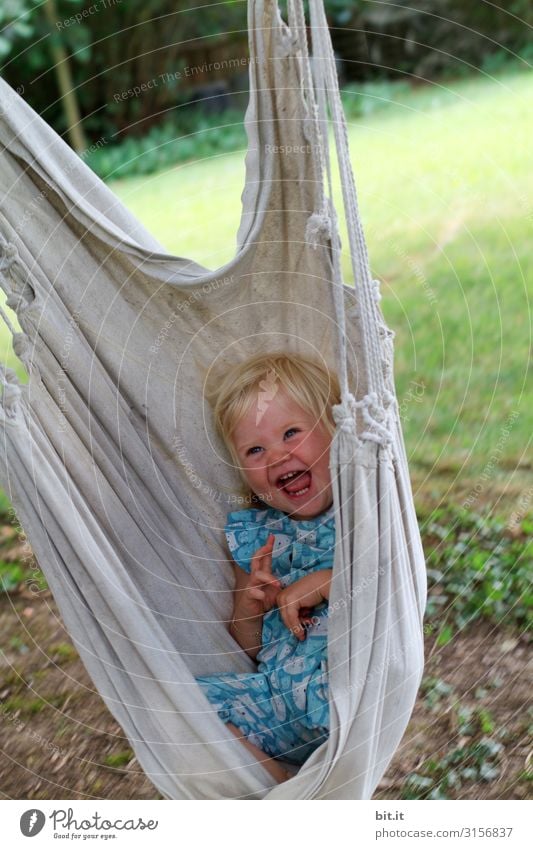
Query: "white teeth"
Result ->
[[279, 470, 302, 482]]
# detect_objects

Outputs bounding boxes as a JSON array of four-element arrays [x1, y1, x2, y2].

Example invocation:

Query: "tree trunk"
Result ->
[[42, 0, 87, 153]]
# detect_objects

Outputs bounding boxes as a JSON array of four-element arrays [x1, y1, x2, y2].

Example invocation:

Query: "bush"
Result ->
[[85, 105, 247, 180]]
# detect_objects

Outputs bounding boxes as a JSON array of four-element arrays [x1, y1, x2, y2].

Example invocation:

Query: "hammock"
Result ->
[[0, 0, 426, 799]]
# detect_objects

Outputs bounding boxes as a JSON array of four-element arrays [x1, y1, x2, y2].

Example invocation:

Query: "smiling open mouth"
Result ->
[[276, 469, 312, 497]]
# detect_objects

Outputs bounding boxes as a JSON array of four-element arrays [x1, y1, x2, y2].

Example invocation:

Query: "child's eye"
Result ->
[[247, 446, 263, 456], [284, 428, 299, 439]]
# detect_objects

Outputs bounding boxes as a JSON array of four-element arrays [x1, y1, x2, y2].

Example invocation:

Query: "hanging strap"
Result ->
[[286, 1, 349, 396], [286, 0, 394, 444]]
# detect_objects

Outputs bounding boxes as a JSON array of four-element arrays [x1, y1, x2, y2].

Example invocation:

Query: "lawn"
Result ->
[[108, 67, 533, 510]]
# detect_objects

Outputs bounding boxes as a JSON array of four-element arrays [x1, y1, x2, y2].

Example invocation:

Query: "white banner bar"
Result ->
[[2, 799, 529, 848]]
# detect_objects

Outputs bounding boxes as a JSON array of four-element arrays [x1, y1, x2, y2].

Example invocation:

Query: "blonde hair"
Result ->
[[207, 352, 341, 469]]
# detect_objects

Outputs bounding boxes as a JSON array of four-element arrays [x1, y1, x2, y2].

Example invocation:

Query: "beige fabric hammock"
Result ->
[[0, 0, 426, 799]]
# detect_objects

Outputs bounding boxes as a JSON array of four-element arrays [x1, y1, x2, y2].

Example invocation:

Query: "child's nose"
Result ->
[[268, 442, 291, 466]]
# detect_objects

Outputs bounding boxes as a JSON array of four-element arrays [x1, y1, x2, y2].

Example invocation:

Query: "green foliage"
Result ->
[[342, 79, 413, 119], [1, 1, 250, 139], [0, 558, 47, 596], [0, 489, 14, 519], [0, 0, 37, 60], [0, 560, 24, 593], [2, 1, 531, 149], [0, 504, 47, 596], [8, 634, 29, 655], [423, 506, 533, 637], [85, 76, 415, 180], [401, 703, 504, 799], [85, 105, 247, 180], [2, 691, 72, 715], [275, 0, 363, 26], [420, 676, 454, 711], [49, 642, 78, 664], [354, 0, 533, 82], [421, 676, 504, 717], [104, 750, 134, 768]]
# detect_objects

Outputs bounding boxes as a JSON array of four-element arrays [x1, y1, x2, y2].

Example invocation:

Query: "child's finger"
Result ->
[[250, 535, 275, 573], [263, 595, 278, 613], [251, 570, 280, 587], [248, 587, 266, 601], [291, 620, 306, 641], [279, 601, 306, 641]]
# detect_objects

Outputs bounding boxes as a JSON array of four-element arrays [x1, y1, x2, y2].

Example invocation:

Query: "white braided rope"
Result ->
[[306, 0, 388, 409], [287, 0, 395, 445], [287, 0, 350, 403], [310, 0, 384, 397]]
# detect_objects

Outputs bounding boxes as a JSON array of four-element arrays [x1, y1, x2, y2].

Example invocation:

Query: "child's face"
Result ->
[[231, 389, 333, 519]]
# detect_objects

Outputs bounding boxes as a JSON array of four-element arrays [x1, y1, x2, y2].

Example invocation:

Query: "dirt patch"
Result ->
[[1, 582, 529, 800], [0, 590, 157, 800], [375, 620, 531, 800]]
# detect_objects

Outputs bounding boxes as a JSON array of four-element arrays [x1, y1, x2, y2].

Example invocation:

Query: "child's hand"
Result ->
[[275, 571, 332, 641], [237, 535, 281, 618]]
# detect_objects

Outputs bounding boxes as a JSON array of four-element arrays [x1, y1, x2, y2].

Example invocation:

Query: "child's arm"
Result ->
[[229, 535, 281, 660], [275, 569, 332, 641]]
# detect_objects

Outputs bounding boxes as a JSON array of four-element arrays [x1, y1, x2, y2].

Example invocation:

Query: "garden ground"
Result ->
[[0, 495, 530, 800]]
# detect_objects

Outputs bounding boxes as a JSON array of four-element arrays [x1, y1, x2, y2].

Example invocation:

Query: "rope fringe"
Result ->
[[354, 392, 394, 445], [0, 366, 22, 418], [332, 392, 357, 434], [305, 210, 332, 248], [0, 239, 18, 273]]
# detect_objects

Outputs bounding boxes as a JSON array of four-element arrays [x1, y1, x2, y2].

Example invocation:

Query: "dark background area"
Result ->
[[1, 1, 531, 150]]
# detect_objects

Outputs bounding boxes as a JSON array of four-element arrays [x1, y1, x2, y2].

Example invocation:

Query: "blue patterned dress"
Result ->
[[195, 504, 335, 765]]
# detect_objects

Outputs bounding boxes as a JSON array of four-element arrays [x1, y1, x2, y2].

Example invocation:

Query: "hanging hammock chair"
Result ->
[[0, 0, 426, 799]]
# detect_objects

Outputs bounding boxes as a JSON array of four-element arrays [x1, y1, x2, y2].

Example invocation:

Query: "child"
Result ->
[[196, 352, 340, 784]]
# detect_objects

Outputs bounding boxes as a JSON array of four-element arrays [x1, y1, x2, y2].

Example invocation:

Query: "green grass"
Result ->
[[1, 67, 531, 491], [104, 68, 532, 486], [103, 750, 134, 768]]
